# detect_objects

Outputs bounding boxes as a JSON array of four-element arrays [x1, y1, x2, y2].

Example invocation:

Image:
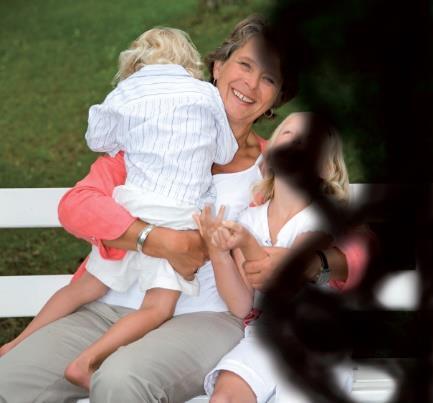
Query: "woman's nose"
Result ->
[[245, 72, 260, 89]]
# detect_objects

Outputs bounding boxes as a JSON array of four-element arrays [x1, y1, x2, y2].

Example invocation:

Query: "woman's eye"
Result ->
[[263, 76, 275, 85], [239, 61, 250, 69]]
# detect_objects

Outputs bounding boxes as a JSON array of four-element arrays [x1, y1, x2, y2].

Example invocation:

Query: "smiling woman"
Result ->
[[0, 14, 302, 403]]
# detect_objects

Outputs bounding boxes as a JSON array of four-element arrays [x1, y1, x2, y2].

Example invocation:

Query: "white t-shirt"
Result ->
[[239, 200, 332, 308], [239, 200, 331, 249], [85, 64, 238, 207], [99, 155, 264, 315]]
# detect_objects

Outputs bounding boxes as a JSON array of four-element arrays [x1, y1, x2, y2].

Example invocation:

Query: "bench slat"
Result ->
[[0, 188, 69, 228], [0, 271, 419, 318], [375, 270, 419, 309], [0, 275, 72, 317], [0, 184, 383, 229]]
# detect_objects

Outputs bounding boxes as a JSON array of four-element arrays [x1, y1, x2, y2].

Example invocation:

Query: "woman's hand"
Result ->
[[146, 227, 208, 281], [242, 247, 289, 290]]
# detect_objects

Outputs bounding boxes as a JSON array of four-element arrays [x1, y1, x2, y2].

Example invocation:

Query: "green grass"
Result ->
[[0, 0, 375, 343]]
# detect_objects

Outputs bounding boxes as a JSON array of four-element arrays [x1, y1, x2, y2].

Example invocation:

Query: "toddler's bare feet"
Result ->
[[0, 341, 18, 357], [64, 354, 97, 391]]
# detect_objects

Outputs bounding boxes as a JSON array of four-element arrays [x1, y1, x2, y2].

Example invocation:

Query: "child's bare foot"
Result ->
[[64, 354, 97, 390], [0, 340, 18, 357]]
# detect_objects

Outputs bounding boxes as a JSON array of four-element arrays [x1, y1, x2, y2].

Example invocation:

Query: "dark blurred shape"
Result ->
[[264, 0, 433, 182], [257, 0, 433, 401]]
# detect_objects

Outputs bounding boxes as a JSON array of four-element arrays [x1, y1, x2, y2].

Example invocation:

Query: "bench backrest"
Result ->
[[0, 188, 69, 228], [0, 184, 385, 228], [0, 186, 419, 318], [0, 188, 71, 317]]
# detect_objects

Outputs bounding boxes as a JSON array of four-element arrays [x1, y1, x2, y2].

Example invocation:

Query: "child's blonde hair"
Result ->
[[113, 27, 203, 84], [253, 112, 350, 204]]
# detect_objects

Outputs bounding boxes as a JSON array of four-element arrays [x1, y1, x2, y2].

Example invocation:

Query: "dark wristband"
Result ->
[[315, 250, 330, 285]]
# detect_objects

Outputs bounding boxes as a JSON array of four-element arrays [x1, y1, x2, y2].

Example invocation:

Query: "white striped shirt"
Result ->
[[85, 64, 237, 205]]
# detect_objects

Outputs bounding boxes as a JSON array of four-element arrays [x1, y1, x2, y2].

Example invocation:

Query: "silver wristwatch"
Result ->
[[136, 224, 156, 253], [315, 250, 330, 285]]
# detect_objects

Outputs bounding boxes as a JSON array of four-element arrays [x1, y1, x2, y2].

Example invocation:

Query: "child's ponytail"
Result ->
[[320, 125, 350, 203]]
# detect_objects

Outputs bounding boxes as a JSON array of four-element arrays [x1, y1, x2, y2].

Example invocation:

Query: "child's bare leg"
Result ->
[[0, 272, 108, 357], [210, 370, 257, 403], [64, 288, 180, 390]]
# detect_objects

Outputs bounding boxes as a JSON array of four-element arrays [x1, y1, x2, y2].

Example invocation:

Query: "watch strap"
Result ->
[[315, 250, 330, 285]]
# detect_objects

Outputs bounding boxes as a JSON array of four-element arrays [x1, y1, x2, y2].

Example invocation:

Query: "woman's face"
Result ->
[[213, 38, 282, 129]]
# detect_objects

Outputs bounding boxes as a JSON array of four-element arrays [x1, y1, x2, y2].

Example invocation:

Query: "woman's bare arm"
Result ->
[[58, 153, 207, 277], [243, 245, 349, 290], [104, 221, 207, 280]]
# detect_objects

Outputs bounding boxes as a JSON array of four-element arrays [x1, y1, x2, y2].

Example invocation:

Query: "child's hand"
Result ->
[[211, 220, 248, 251], [193, 205, 225, 250]]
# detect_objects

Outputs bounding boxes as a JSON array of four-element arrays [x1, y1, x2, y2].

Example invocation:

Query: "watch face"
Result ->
[[315, 250, 330, 285], [316, 268, 330, 285]]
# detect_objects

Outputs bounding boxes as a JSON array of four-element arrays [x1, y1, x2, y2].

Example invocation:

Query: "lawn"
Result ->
[[0, 0, 374, 342]]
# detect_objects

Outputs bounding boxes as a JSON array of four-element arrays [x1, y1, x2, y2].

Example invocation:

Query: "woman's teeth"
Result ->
[[233, 89, 254, 104]]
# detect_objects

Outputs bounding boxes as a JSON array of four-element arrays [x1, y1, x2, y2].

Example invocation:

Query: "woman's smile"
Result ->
[[232, 88, 255, 104]]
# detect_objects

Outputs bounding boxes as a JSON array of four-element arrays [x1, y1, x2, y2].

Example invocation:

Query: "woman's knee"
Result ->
[[210, 389, 257, 403], [91, 371, 162, 402], [209, 390, 234, 403], [211, 371, 257, 403], [91, 350, 166, 402]]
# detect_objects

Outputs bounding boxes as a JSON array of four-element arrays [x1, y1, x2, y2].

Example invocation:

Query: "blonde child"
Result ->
[[197, 112, 350, 402], [0, 27, 237, 390]]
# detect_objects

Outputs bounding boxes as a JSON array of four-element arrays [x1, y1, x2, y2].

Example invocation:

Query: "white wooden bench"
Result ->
[[0, 186, 419, 402]]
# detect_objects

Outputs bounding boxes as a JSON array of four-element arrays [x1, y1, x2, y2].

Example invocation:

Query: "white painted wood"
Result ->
[[79, 397, 211, 403], [0, 184, 387, 229], [351, 389, 394, 403], [0, 272, 403, 403], [78, 396, 210, 403], [352, 365, 396, 403], [349, 183, 386, 204], [375, 270, 420, 309], [0, 275, 72, 318], [79, 391, 395, 403], [78, 398, 210, 403], [0, 188, 69, 228], [78, 389, 397, 403]]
